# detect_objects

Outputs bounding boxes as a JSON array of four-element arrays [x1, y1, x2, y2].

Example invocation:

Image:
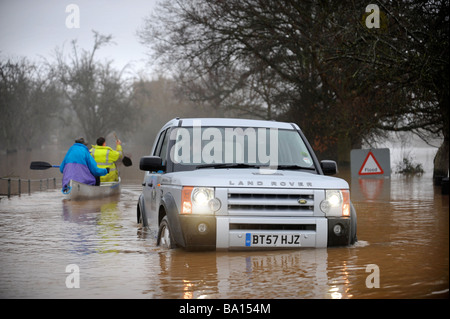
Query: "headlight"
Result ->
[[192, 188, 214, 206], [320, 189, 350, 217], [181, 187, 221, 214]]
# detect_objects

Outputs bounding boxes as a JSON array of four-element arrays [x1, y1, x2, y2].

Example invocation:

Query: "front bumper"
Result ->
[[178, 215, 352, 250], [216, 216, 329, 250]]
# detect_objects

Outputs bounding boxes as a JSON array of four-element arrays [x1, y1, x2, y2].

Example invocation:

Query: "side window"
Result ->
[[153, 129, 167, 157], [159, 129, 170, 164]]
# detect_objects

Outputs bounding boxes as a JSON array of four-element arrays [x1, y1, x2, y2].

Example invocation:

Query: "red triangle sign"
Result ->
[[359, 151, 384, 175]]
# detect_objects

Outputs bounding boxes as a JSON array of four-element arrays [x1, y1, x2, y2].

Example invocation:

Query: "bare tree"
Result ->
[[138, 0, 382, 161], [327, 0, 449, 177], [0, 58, 61, 151], [52, 31, 141, 143], [139, 0, 448, 168]]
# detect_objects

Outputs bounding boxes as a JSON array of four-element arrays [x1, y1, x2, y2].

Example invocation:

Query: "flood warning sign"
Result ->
[[359, 151, 384, 175], [351, 148, 390, 178]]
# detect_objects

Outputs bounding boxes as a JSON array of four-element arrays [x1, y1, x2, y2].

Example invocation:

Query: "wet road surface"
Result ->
[[0, 173, 448, 299]]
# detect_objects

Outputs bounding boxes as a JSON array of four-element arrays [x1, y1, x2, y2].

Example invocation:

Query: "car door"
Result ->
[[142, 128, 170, 227]]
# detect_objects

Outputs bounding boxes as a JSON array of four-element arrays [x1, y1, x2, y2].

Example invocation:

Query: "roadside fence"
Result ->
[[0, 177, 59, 198]]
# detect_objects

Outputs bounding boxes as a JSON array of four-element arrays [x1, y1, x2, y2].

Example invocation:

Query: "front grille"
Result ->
[[230, 223, 316, 231], [227, 189, 314, 215]]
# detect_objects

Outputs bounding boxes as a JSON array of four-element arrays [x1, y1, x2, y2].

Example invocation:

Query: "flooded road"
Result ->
[[1, 176, 448, 299], [0, 147, 448, 299]]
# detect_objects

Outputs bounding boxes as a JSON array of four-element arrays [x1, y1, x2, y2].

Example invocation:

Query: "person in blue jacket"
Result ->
[[60, 138, 108, 192]]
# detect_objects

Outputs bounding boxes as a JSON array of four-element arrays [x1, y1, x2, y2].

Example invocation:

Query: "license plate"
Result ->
[[245, 233, 301, 247]]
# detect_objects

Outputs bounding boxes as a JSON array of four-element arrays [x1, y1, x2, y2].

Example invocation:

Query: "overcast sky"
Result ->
[[0, 0, 157, 76]]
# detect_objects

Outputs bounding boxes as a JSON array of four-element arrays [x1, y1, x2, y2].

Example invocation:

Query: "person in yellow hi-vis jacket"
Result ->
[[90, 137, 123, 183]]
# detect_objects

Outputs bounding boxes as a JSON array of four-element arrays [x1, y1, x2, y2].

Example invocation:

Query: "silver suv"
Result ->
[[137, 118, 357, 250]]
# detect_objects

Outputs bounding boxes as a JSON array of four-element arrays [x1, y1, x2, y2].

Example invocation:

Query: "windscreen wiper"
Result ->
[[196, 163, 261, 169], [276, 165, 316, 171]]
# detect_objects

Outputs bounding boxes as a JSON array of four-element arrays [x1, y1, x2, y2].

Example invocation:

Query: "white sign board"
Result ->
[[351, 148, 390, 178]]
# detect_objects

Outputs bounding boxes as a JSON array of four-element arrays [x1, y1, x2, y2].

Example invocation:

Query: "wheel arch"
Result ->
[[160, 192, 186, 247], [137, 194, 148, 227], [350, 202, 358, 245]]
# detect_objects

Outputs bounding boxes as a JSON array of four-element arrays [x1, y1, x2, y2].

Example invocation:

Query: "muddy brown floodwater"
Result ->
[[0, 147, 448, 299]]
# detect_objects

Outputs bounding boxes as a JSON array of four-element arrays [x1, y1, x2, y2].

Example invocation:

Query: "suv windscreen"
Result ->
[[167, 127, 315, 172]]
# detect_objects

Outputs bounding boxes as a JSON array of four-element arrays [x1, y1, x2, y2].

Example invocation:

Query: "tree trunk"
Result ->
[[337, 134, 351, 166], [433, 137, 449, 185]]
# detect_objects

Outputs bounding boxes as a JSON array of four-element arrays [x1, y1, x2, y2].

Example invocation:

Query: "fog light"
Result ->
[[198, 223, 208, 233], [333, 224, 343, 236]]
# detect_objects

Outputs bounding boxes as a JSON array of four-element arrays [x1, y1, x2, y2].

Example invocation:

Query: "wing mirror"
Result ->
[[320, 160, 338, 176], [139, 156, 165, 172]]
